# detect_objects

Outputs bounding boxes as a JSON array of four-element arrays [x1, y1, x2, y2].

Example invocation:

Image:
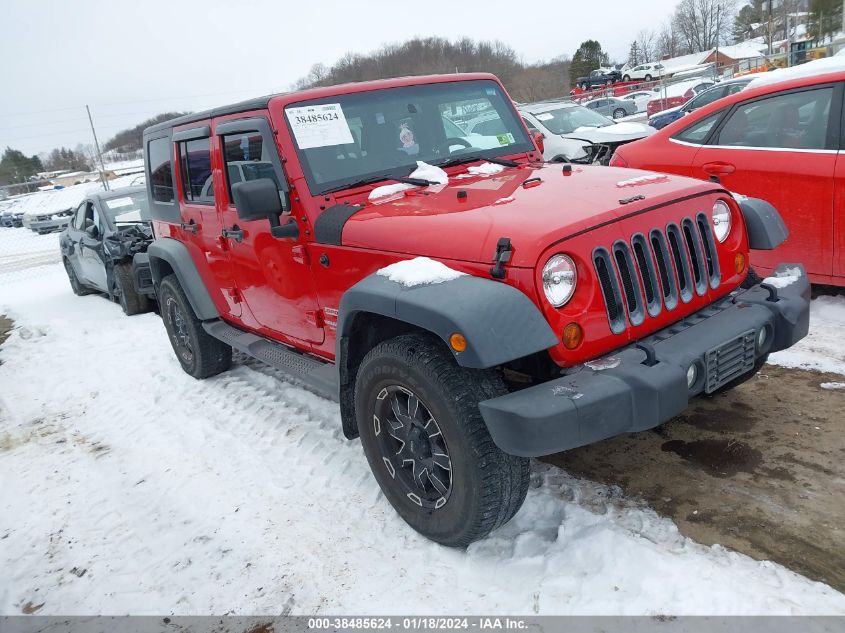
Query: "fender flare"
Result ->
[[737, 197, 789, 250], [147, 238, 219, 320], [337, 272, 558, 370]]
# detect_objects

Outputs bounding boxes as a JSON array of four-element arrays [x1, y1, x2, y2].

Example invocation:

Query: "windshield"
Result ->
[[101, 193, 149, 225], [530, 105, 613, 135], [285, 79, 532, 194]]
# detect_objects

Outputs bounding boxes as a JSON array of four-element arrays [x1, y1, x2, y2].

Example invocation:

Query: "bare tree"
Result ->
[[656, 21, 684, 59], [636, 29, 657, 62], [673, 0, 737, 53]]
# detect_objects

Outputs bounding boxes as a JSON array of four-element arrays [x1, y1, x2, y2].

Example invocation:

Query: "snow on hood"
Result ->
[[369, 161, 449, 201], [377, 256, 465, 287], [568, 122, 654, 143], [466, 162, 506, 176], [12, 181, 105, 219]]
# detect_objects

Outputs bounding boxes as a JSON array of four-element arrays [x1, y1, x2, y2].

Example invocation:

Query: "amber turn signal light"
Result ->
[[734, 252, 746, 275], [449, 332, 467, 353], [563, 323, 583, 350]]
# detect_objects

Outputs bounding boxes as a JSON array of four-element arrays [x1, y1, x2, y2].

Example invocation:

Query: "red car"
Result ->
[[646, 80, 716, 117], [136, 73, 808, 546], [613, 68, 845, 286]]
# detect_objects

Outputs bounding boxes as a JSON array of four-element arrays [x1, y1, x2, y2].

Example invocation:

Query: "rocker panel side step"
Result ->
[[203, 319, 339, 401]]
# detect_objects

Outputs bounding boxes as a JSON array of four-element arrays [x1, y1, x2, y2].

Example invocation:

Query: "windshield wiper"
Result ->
[[437, 154, 519, 169], [322, 173, 436, 195]]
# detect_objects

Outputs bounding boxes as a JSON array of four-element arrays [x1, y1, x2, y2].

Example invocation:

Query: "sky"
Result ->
[[0, 0, 680, 157]]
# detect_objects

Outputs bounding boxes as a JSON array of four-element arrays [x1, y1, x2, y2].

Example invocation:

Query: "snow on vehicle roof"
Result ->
[[654, 78, 714, 98], [11, 181, 105, 219], [748, 55, 845, 90]]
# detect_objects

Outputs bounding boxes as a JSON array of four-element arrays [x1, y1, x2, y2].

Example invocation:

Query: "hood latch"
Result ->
[[490, 237, 512, 280]]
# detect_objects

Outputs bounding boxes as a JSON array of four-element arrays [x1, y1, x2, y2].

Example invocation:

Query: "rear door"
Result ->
[[690, 83, 841, 278], [213, 115, 324, 345]]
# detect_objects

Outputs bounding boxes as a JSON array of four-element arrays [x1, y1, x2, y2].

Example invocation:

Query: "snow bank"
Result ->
[[820, 382, 845, 390], [770, 295, 845, 376], [377, 257, 465, 287]]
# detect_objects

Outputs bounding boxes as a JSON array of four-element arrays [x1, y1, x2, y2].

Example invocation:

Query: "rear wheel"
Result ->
[[159, 274, 231, 379], [623, 74, 631, 82], [112, 262, 150, 316], [64, 258, 93, 296], [355, 333, 530, 547], [612, 108, 626, 119], [644, 74, 653, 82]]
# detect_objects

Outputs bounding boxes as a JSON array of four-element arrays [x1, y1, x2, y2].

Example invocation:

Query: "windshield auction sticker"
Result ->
[[286, 103, 354, 149]]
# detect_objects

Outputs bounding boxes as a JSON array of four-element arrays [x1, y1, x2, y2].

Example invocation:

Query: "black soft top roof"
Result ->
[[143, 95, 277, 136]]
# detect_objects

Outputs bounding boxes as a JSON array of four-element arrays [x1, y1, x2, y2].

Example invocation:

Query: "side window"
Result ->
[[673, 112, 722, 144], [148, 137, 174, 203], [522, 117, 539, 133], [689, 87, 726, 110], [72, 202, 87, 230], [178, 137, 214, 204], [715, 87, 833, 150], [221, 131, 283, 203]]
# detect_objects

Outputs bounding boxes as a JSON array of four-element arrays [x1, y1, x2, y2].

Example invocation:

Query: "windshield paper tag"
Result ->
[[496, 133, 515, 146], [286, 103, 354, 149], [106, 197, 133, 209]]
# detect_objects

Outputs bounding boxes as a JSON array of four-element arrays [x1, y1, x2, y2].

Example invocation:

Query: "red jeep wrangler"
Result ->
[[142, 73, 809, 546]]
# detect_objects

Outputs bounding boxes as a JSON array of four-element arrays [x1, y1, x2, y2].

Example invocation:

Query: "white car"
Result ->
[[518, 101, 655, 165], [623, 90, 658, 113], [622, 63, 666, 83]]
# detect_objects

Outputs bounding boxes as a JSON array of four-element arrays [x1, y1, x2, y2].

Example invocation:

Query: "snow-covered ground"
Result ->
[[0, 259, 844, 614]]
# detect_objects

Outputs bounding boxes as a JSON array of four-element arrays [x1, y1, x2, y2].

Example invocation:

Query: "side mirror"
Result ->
[[85, 224, 99, 239], [532, 131, 546, 154], [231, 178, 297, 240]]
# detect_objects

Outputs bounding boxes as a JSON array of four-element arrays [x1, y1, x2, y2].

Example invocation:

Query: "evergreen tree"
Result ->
[[569, 40, 609, 85]]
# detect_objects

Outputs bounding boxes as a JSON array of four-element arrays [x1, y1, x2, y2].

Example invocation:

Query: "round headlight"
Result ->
[[712, 200, 732, 243], [542, 255, 577, 307]]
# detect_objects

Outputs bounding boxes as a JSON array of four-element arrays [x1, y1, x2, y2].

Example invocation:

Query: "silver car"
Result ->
[[584, 96, 638, 120]]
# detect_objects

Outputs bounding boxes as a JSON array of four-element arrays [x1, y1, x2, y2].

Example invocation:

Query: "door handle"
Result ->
[[702, 162, 736, 175], [221, 226, 245, 243]]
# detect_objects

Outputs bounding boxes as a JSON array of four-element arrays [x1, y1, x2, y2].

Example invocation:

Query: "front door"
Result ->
[[690, 83, 840, 278], [213, 115, 324, 345], [79, 201, 108, 291]]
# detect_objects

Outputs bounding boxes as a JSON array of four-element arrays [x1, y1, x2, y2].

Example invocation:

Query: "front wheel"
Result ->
[[355, 333, 530, 547], [612, 108, 626, 119], [623, 74, 631, 82], [159, 274, 232, 379], [112, 262, 150, 316], [644, 74, 653, 82]]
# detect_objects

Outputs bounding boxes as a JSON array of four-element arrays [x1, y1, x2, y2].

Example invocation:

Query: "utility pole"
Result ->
[[86, 105, 109, 192], [715, 3, 720, 80]]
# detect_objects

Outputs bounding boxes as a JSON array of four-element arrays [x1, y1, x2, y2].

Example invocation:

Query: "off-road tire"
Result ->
[[159, 274, 231, 379], [355, 333, 530, 547], [613, 108, 626, 119], [113, 262, 150, 316], [64, 258, 93, 296]]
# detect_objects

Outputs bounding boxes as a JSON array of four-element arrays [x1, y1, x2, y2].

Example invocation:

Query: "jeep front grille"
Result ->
[[593, 214, 721, 334]]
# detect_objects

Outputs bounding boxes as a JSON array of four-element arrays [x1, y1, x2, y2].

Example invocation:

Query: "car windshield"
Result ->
[[529, 105, 613, 135], [101, 193, 149, 226], [285, 79, 532, 194]]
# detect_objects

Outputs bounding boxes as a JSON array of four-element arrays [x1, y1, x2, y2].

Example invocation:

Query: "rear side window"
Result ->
[[221, 131, 283, 201], [714, 87, 833, 150], [673, 113, 722, 144], [148, 137, 174, 203], [72, 202, 87, 230], [179, 137, 214, 203]]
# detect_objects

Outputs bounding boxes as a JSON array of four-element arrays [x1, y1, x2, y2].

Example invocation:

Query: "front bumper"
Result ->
[[25, 217, 70, 232], [480, 264, 811, 457]]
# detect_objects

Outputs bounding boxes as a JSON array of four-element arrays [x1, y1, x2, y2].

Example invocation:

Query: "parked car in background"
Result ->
[[0, 201, 24, 227], [648, 77, 753, 130], [646, 79, 715, 117], [60, 186, 155, 315], [576, 68, 622, 91], [585, 96, 638, 119], [23, 207, 75, 234], [519, 101, 654, 164], [624, 90, 658, 113], [611, 63, 845, 286], [622, 63, 666, 82]]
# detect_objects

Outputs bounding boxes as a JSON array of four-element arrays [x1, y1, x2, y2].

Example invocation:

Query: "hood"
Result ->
[[565, 122, 655, 144], [340, 163, 718, 268], [650, 105, 684, 121]]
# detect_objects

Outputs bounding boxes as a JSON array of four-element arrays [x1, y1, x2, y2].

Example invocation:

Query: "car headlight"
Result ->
[[712, 200, 732, 242], [542, 254, 577, 307]]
